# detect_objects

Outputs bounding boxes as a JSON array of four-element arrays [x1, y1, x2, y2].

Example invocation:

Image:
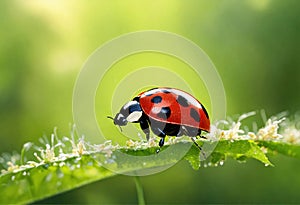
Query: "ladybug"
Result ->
[[108, 87, 210, 150]]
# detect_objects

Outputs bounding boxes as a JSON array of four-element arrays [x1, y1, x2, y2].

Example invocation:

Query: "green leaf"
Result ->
[[184, 144, 201, 170], [0, 155, 116, 204], [2, 139, 300, 204], [214, 140, 273, 166], [258, 141, 300, 159]]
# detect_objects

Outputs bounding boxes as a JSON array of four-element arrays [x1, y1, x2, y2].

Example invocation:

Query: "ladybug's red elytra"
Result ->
[[109, 87, 210, 150]]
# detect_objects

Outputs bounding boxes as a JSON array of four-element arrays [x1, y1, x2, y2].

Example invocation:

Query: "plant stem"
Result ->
[[134, 176, 146, 205]]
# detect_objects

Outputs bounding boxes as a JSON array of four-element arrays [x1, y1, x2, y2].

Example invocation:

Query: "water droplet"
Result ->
[[105, 159, 115, 164], [69, 164, 75, 170], [56, 169, 64, 178], [265, 164, 270, 167], [11, 175, 15, 181], [22, 171, 27, 176], [143, 162, 147, 166], [43, 164, 50, 169], [45, 173, 52, 182], [219, 161, 224, 166]]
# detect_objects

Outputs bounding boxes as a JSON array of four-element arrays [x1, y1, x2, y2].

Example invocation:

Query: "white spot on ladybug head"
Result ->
[[117, 113, 124, 121], [126, 111, 142, 122], [114, 113, 127, 126]]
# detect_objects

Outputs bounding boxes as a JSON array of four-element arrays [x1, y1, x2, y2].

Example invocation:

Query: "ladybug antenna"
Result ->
[[107, 116, 114, 120], [107, 116, 123, 132]]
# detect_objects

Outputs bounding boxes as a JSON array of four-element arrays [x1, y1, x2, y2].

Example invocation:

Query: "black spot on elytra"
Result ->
[[190, 108, 200, 122], [161, 90, 171, 94], [151, 96, 162, 104], [176, 95, 189, 107], [157, 107, 171, 120], [201, 103, 209, 119]]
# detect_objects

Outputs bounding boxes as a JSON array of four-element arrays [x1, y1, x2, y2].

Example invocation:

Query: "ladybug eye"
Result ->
[[107, 116, 122, 131]]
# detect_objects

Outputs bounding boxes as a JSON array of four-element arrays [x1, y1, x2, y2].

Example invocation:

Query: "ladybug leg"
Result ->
[[159, 137, 165, 147], [139, 118, 150, 141], [191, 137, 206, 159], [155, 137, 165, 154], [179, 126, 188, 136], [197, 130, 207, 139], [191, 137, 202, 150], [154, 128, 166, 153]]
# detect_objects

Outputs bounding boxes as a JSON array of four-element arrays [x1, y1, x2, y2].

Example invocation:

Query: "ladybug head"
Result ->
[[108, 100, 143, 127]]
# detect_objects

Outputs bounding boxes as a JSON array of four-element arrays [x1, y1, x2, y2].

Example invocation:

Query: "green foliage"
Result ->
[[1, 138, 300, 204], [258, 141, 300, 159], [1, 1, 300, 204], [1, 113, 300, 204], [0, 154, 115, 204]]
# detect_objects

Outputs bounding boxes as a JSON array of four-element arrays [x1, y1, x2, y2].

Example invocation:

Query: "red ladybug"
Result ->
[[108, 87, 210, 150]]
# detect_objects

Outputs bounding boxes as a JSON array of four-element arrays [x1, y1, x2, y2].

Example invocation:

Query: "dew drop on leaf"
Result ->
[[69, 165, 75, 170], [43, 164, 50, 169], [45, 173, 52, 182], [59, 162, 65, 167], [56, 169, 64, 178], [220, 161, 224, 166]]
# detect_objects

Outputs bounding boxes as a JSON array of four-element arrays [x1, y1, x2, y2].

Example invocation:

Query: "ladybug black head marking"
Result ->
[[109, 100, 143, 128]]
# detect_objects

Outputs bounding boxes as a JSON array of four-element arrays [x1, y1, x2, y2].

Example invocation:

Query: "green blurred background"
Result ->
[[1, 0, 300, 203]]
